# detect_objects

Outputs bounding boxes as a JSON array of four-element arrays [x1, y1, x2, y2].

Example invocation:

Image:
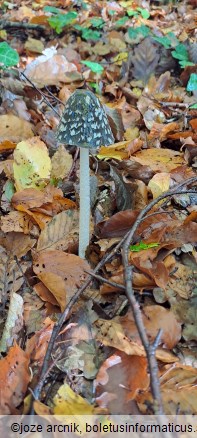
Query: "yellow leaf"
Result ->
[[13, 137, 51, 191], [124, 127, 139, 141], [53, 383, 96, 415], [112, 52, 128, 65], [97, 141, 130, 160], [132, 148, 185, 172], [148, 173, 170, 198]]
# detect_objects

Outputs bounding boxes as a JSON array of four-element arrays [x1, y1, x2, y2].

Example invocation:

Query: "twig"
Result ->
[[0, 20, 45, 31], [85, 269, 125, 291], [32, 351, 62, 406], [20, 72, 60, 117], [14, 255, 33, 291], [32, 177, 197, 407], [122, 179, 197, 415], [159, 101, 190, 108], [122, 260, 163, 413]]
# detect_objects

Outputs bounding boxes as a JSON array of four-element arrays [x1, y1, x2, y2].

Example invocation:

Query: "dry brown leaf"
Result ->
[[137, 364, 197, 414], [37, 210, 79, 252], [37, 272, 67, 311], [0, 231, 36, 258], [132, 148, 185, 172], [24, 48, 79, 88], [34, 282, 59, 306], [26, 317, 54, 366], [0, 115, 33, 143], [94, 319, 145, 356], [0, 244, 30, 305], [121, 306, 182, 349], [0, 344, 30, 414], [51, 145, 73, 179], [132, 38, 160, 83], [95, 352, 149, 413], [33, 250, 90, 308], [1, 211, 32, 234]]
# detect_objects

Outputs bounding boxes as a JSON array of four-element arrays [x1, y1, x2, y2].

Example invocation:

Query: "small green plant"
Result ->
[[153, 33, 194, 68], [44, 7, 77, 34], [127, 7, 150, 19], [171, 43, 194, 68], [81, 60, 103, 74], [89, 17, 104, 29], [74, 24, 101, 41], [0, 42, 19, 69], [187, 73, 197, 92], [130, 242, 160, 252], [128, 25, 150, 42]]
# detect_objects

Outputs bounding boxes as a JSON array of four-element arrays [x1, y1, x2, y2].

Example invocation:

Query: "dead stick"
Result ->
[[85, 270, 125, 291], [32, 177, 197, 405]]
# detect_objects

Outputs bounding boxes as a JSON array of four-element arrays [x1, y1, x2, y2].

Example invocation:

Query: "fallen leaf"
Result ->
[[95, 352, 149, 413], [0, 115, 33, 143], [33, 251, 90, 309], [13, 137, 51, 191], [0, 344, 30, 414], [132, 148, 185, 172], [121, 305, 182, 349]]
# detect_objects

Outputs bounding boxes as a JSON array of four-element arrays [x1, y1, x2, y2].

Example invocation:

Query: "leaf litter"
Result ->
[[0, 0, 196, 417]]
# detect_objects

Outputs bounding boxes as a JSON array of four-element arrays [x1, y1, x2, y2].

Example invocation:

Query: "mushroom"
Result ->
[[57, 89, 114, 258]]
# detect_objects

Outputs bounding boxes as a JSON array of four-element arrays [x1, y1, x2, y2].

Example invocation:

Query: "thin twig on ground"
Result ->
[[20, 72, 60, 117], [32, 177, 197, 410], [0, 20, 45, 31], [85, 270, 126, 291]]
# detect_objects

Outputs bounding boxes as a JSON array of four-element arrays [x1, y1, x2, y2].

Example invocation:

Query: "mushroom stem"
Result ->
[[79, 147, 90, 259]]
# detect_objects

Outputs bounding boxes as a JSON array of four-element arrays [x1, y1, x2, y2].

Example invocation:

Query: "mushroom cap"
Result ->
[[57, 90, 114, 149]]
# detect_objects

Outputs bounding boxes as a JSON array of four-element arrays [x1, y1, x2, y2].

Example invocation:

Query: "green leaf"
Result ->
[[108, 9, 116, 15], [171, 43, 188, 61], [137, 7, 150, 19], [90, 17, 104, 28], [127, 9, 138, 17], [189, 103, 197, 109], [81, 60, 104, 73], [81, 28, 101, 41], [115, 16, 129, 27], [43, 6, 61, 14], [0, 42, 19, 68], [128, 25, 150, 40], [187, 73, 197, 92], [179, 60, 195, 68], [73, 24, 83, 31], [130, 242, 160, 252], [89, 82, 101, 94], [48, 11, 77, 34], [4, 180, 15, 201], [153, 36, 172, 49]]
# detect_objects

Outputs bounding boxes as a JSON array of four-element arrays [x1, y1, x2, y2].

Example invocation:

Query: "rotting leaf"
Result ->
[[132, 38, 160, 83], [33, 250, 90, 309], [95, 352, 149, 413], [53, 383, 96, 415], [0, 114, 33, 144], [37, 210, 79, 253], [121, 305, 182, 349], [0, 245, 30, 306], [51, 145, 73, 180], [13, 137, 51, 191], [110, 165, 136, 211], [26, 317, 54, 367], [0, 344, 30, 414]]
